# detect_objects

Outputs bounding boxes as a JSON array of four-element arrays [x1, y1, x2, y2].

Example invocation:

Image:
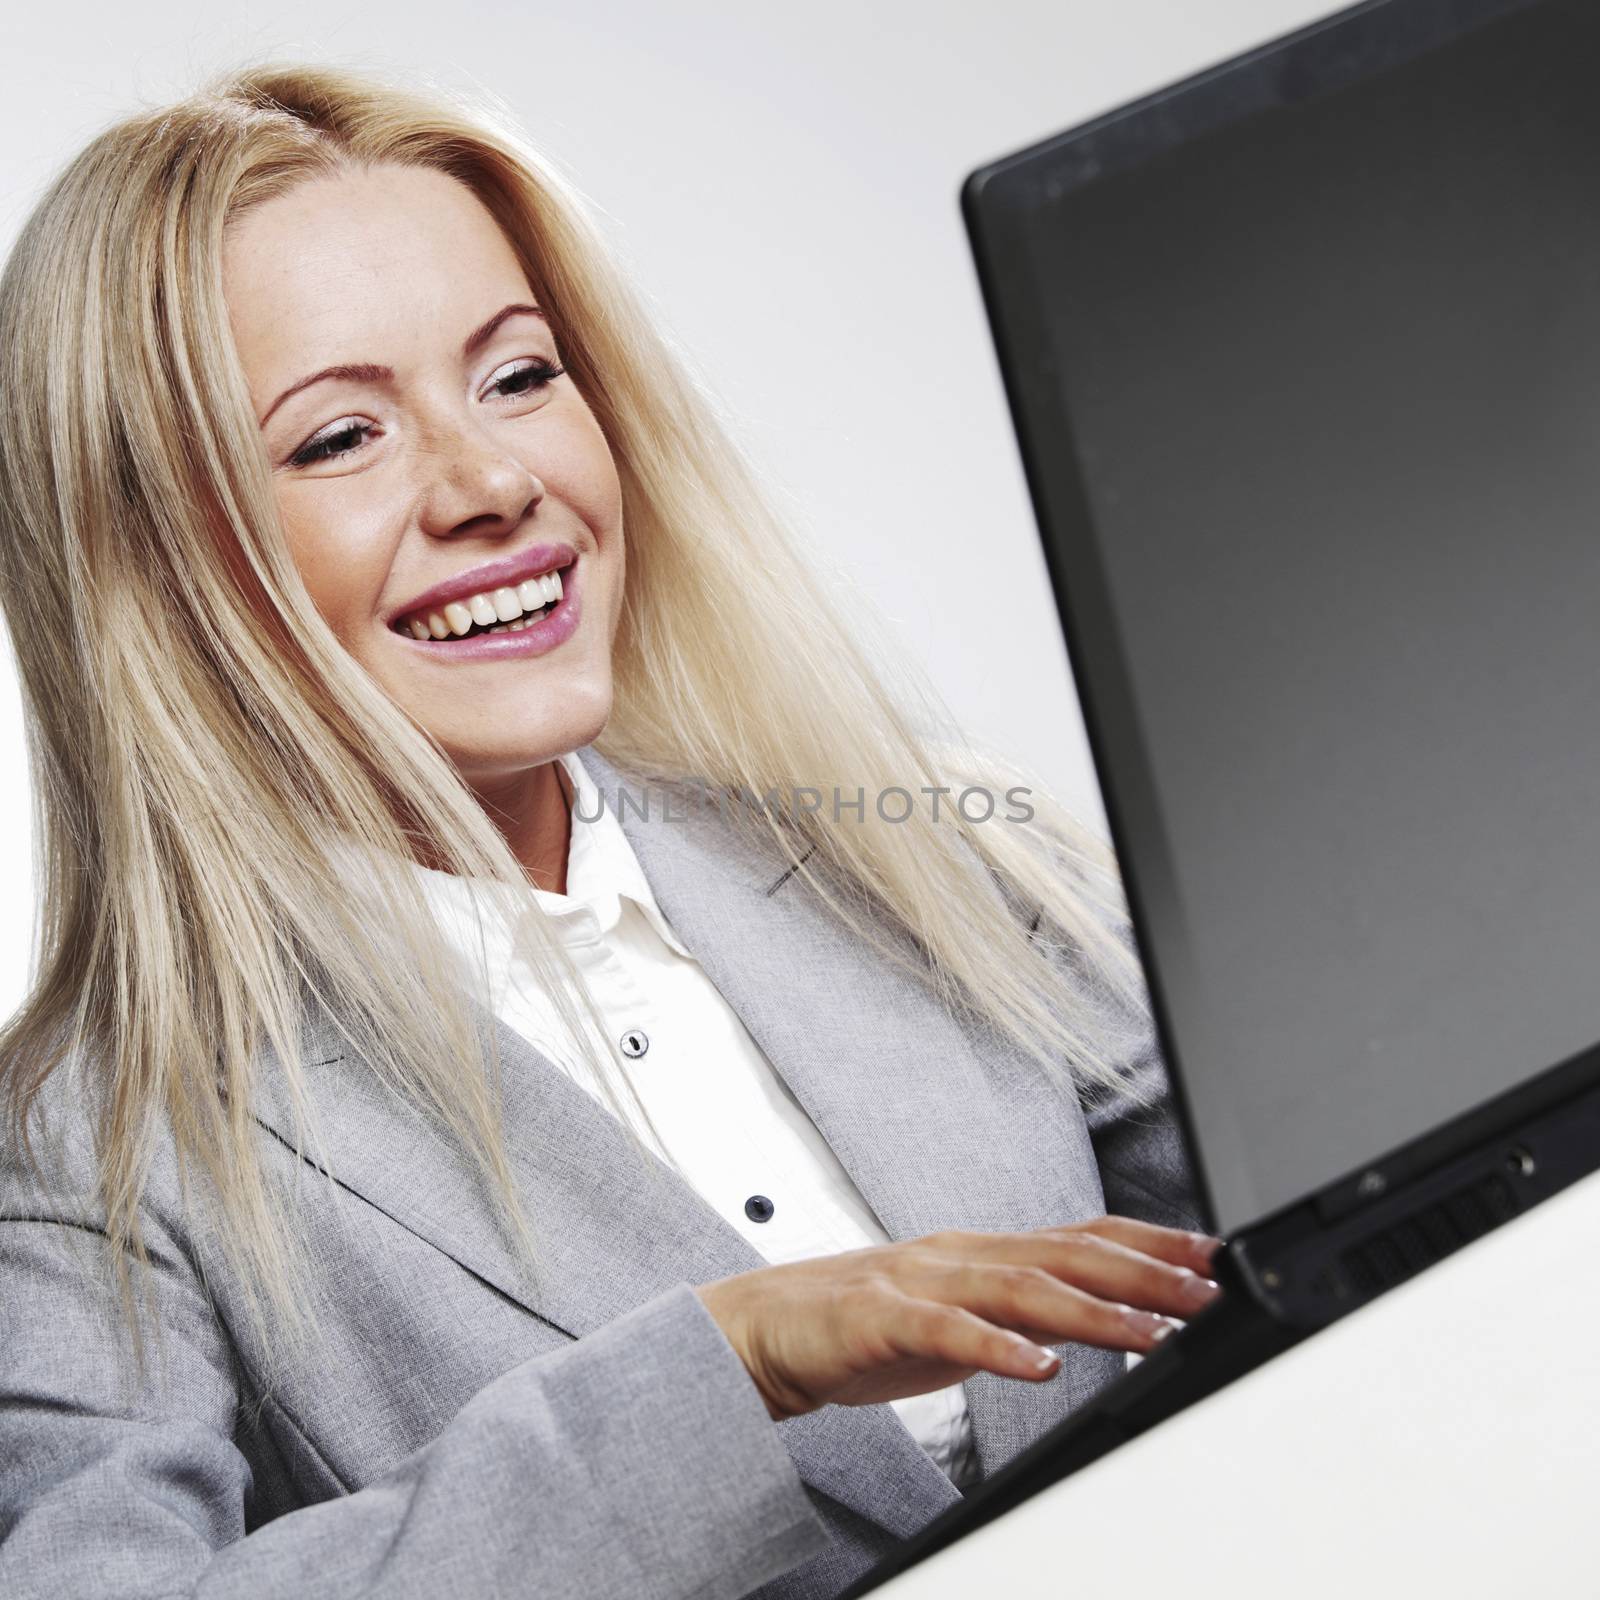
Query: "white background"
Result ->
[[0, 0, 1340, 1011]]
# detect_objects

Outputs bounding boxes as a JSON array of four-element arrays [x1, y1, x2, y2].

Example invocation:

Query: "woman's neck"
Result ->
[[464, 756, 574, 894]]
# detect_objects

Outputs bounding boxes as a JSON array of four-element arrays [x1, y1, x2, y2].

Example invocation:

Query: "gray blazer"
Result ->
[[0, 745, 1202, 1599]]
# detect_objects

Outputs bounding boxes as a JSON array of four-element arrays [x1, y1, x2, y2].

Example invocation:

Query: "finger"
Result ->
[[1070, 1216, 1222, 1275], [885, 1298, 1068, 1384], [937, 1262, 1182, 1356], [972, 1231, 1220, 1321]]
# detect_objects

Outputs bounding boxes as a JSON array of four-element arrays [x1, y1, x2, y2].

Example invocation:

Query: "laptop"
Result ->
[[844, 0, 1600, 1589]]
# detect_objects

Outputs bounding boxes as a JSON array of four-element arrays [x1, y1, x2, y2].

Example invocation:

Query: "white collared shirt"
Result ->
[[406, 749, 979, 1488]]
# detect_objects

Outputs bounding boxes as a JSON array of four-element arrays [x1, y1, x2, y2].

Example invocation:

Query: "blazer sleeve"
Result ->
[[1030, 856, 1210, 1237], [1081, 1009, 1209, 1237], [0, 1095, 831, 1600]]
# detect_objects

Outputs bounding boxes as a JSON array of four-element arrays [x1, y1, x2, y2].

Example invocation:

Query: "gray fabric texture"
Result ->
[[0, 744, 1204, 1597]]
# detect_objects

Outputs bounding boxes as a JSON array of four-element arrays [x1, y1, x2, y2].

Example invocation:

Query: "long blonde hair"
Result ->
[[0, 60, 1153, 1378]]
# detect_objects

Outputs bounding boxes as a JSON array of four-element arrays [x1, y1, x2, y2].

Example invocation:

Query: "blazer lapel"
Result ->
[[579, 747, 1121, 1471]]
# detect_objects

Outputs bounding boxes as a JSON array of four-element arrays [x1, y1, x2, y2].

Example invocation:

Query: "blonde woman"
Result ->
[[0, 63, 1218, 1600]]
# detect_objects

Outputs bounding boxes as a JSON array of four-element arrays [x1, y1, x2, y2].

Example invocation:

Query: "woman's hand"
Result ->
[[694, 1217, 1222, 1421]]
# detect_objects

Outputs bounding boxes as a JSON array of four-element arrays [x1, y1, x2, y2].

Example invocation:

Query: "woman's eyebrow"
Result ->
[[257, 303, 547, 426]]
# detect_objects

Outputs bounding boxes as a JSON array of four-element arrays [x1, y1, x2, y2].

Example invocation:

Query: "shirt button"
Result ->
[[744, 1194, 775, 1223], [619, 1027, 649, 1059]]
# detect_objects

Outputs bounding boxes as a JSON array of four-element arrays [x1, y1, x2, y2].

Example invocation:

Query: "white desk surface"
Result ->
[[882, 1164, 1600, 1598]]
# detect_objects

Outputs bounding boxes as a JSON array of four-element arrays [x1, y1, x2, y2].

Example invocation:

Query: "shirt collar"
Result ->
[[538, 747, 695, 958]]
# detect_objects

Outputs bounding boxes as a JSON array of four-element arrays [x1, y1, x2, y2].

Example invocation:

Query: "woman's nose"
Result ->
[[413, 418, 545, 539]]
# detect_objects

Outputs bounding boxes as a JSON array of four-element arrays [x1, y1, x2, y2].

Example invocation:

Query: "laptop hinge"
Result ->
[[1226, 1060, 1600, 1330]]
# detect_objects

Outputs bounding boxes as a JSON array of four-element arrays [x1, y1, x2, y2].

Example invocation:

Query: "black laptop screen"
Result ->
[[972, 0, 1600, 1231]]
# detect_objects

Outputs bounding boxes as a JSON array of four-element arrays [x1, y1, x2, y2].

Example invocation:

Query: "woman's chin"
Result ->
[[430, 693, 612, 775]]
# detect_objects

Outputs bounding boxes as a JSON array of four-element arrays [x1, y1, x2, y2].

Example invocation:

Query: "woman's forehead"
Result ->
[[222, 164, 534, 395]]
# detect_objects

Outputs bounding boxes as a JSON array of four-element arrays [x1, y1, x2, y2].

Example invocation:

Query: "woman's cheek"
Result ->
[[543, 404, 625, 536], [279, 496, 402, 651]]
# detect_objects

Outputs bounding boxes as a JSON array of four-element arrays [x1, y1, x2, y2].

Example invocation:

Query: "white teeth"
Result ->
[[400, 565, 569, 639]]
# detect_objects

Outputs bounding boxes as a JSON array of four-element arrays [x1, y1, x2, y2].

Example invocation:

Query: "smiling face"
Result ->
[[221, 161, 625, 803]]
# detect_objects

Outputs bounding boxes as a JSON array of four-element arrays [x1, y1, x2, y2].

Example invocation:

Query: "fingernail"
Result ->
[[1151, 1318, 1180, 1343], [1122, 1308, 1171, 1339], [1176, 1271, 1221, 1310], [1011, 1337, 1062, 1376]]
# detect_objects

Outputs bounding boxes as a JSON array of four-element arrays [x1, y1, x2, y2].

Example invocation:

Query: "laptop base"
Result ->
[[844, 1044, 1600, 1596]]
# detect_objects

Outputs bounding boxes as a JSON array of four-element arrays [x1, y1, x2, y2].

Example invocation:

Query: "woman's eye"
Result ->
[[284, 359, 565, 470], [486, 357, 567, 400], [288, 419, 374, 469]]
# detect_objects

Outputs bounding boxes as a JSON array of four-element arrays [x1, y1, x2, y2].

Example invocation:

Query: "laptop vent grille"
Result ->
[[1339, 1173, 1522, 1297]]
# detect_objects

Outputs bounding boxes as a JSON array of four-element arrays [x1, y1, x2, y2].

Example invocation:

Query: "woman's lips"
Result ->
[[393, 555, 582, 662], [386, 540, 579, 629]]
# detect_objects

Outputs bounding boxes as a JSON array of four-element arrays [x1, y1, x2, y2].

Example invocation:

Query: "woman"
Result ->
[[0, 62, 1216, 1599]]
